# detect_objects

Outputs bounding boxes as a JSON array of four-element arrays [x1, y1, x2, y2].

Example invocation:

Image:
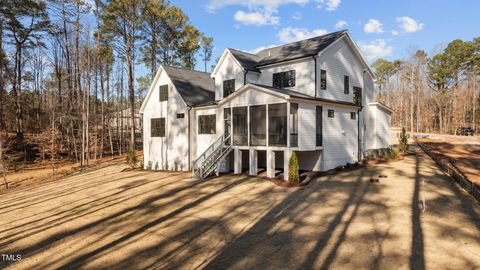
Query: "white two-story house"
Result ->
[[140, 30, 393, 180]]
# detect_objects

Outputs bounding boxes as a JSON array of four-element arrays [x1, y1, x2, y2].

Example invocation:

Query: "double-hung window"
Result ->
[[344, 75, 349, 94], [159, 85, 168, 101], [151, 118, 165, 137], [320, 70, 327, 90], [198, 115, 216, 134], [223, 79, 235, 98]]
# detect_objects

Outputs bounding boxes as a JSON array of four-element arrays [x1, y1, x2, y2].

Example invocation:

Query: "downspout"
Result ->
[[187, 105, 192, 171], [243, 70, 249, 85], [313, 56, 317, 97], [357, 105, 363, 162]]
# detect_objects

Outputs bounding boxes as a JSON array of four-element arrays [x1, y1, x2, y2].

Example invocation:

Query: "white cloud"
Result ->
[[396, 16, 424, 33], [315, 0, 341, 11], [233, 10, 280, 26], [335, 20, 348, 29], [206, 0, 309, 13], [277, 27, 328, 43], [364, 19, 384, 34], [292, 12, 302, 20], [391, 30, 399, 36], [358, 39, 393, 60]]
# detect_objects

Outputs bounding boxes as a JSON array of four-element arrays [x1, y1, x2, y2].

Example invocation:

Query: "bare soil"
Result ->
[[0, 146, 478, 269], [417, 136, 480, 186]]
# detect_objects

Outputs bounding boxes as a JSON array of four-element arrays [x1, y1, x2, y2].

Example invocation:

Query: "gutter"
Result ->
[[243, 70, 249, 85], [187, 106, 192, 170], [313, 55, 317, 97]]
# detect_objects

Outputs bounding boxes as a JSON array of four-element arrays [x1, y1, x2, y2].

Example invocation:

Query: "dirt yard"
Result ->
[[0, 146, 479, 269], [417, 135, 480, 186]]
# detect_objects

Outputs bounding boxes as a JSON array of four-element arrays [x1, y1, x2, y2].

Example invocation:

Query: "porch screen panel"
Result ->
[[233, 107, 247, 146], [250, 105, 266, 146], [268, 103, 287, 146]]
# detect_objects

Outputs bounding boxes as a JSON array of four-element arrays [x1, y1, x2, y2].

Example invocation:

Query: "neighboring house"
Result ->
[[109, 108, 142, 131], [140, 30, 393, 179]]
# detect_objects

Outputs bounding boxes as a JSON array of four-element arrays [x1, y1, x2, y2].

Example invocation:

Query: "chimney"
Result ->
[[268, 50, 271, 57]]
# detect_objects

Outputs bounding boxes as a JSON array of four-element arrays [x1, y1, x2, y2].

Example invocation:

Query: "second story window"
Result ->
[[327, 109, 334, 118], [344, 75, 349, 94], [273, 70, 295, 88], [223, 79, 235, 98], [198, 114, 216, 134], [159, 85, 168, 101], [353, 86, 362, 106], [350, 112, 356, 120], [320, 69, 327, 90]]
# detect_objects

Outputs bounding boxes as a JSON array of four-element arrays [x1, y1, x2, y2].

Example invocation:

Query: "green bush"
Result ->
[[173, 161, 179, 172], [288, 151, 300, 184], [399, 127, 409, 152], [147, 161, 152, 170], [126, 143, 138, 168], [164, 161, 168, 171], [391, 148, 400, 159], [367, 151, 376, 160], [381, 148, 390, 160]]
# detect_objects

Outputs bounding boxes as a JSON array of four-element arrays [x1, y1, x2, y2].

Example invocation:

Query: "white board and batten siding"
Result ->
[[214, 52, 245, 100], [257, 58, 316, 96], [322, 105, 358, 171], [367, 104, 392, 149], [317, 37, 364, 103], [142, 69, 190, 171]]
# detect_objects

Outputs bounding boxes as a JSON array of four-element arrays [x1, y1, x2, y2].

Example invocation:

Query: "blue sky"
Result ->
[[172, 0, 480, 71]]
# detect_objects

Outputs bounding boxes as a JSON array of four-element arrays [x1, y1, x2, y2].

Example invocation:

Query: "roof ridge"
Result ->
[[227, 48, 259, 57], [163, 65, 211, 75], [257, 30, 347, 54]]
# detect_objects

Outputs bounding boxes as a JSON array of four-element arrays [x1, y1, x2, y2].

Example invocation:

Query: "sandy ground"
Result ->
[[0, 154, 133, 193], [0, 146, 479, 269], [417, 136, 480, 186]]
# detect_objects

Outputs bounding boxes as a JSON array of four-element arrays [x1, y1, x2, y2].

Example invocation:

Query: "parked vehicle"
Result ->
[[456, 127, 474, 136]]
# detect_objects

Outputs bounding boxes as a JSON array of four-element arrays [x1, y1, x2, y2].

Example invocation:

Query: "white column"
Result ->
[[249, 149, 257, 176], [234, 149, 242, 174], [286, 101, 290, 147], [267, 150, 275, 178], [283, 149, 291, 181]]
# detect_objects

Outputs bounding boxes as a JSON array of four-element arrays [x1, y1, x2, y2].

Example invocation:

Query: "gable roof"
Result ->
[[162, 66, 215, 106], [223, 30, 375, 78], [227, 48, 261, 72], [255, 30, 347, 67], [140, 65, 215, 113]]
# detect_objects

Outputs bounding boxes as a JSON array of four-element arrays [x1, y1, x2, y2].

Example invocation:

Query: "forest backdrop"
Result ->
[[0, 0, 214, 171], [0, 0, 479, 173]]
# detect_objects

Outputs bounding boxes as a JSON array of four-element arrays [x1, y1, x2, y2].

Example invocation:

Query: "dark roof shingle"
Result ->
[[163, 66, 215, 106], [229, 30, 347, 69]]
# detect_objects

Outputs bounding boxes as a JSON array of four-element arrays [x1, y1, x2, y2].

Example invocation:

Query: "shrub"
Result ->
[[391, 148, 400, 159], [288, 151, 300, 184], [381, 148, 390, 160], [173, 161, 178, 172], [155, 162, 159, 170], [164, 161, 168, 171], [367, 151, 376, 160], [126, 143, 138, 168], [147, 161, 152, 170], [399, 127, 408, 152], [139, 160, 144, 169]]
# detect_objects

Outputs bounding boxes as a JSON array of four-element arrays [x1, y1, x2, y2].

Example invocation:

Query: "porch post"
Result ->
[[249, 149, 257, 176], [287, 101, 291, 147], [234, 148, 242, 174], [283, 149, 291, 181], [267, 150, 275, 178]]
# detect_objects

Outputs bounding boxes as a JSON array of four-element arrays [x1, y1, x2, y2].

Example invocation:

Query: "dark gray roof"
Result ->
[[227, 48, 261, 72], [163, 66, 215, 106], [229, 30, 347, 70], [251, 83, 359, 107]]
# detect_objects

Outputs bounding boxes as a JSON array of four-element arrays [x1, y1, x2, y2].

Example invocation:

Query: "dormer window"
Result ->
[[273, 70, 295, 88], [159, 85, 168, 101], [223, 79, 235, 98]]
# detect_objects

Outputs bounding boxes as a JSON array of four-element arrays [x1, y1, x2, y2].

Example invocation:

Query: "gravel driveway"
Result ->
[[1, 146, 479, 269]]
